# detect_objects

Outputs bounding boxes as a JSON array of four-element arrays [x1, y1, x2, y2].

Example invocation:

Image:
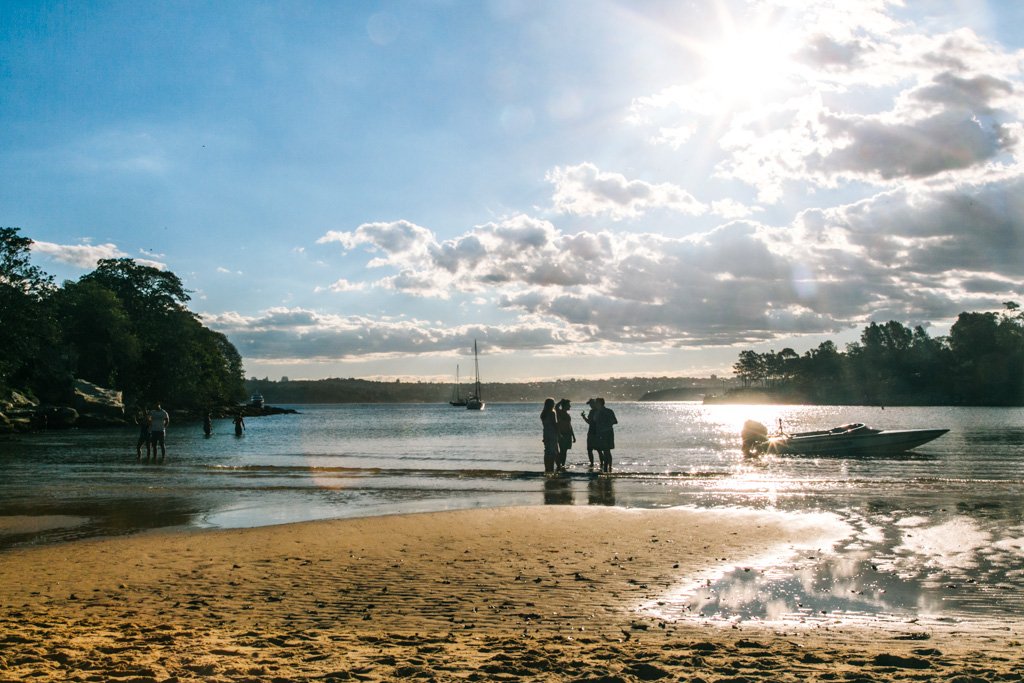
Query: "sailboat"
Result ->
[[449, 364, 467, 407], [465, 340, 485, 411]]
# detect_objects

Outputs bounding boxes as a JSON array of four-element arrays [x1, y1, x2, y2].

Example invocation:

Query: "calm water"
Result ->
[[3, 402, 1024, 629]]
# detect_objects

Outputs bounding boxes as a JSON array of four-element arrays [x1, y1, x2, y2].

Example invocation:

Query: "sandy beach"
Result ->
[[1, 506, 1021, 682]]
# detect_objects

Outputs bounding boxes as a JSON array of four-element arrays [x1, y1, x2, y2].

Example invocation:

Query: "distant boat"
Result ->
[[449, 364, 467, 407], [741, 420, 948, 457], [249, 392, 265, 409], [465, 340, 484, 411]]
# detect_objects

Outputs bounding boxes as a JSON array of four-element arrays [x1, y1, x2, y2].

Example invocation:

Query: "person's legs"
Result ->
[[543, 443, 555, 474], [151, 431, 165, 461]]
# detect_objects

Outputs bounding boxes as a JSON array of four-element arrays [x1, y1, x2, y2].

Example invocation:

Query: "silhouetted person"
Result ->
[[203, 412, 212, 437], [581, 398, 597, 467], [540, 398, 557, 474], [135, 408, 151, 460], [149, 403, 170, 461], [555, 398, 576, 471], [233, 413, 245, 436], [592, 398, 617, 472]]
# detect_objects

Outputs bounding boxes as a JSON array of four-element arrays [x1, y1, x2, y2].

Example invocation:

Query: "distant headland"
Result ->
[[242, 375, 729, 406]]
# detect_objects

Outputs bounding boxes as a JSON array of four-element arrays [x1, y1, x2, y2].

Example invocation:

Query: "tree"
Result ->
[[0, 228, 55, 392], [52, 280, 140, 389], [144, 312, 246, 407], [61, 258, 246, 408], [79, 258, 191, 322], [729, 309, 1024, 405], [732, 350, 764, 388]]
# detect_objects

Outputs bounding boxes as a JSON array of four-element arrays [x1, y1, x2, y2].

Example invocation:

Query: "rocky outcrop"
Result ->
[[0, 381, 128, 433], [72, 379, 126, 427], [0, 382, 293, 434], [0, 391, 41, 433]]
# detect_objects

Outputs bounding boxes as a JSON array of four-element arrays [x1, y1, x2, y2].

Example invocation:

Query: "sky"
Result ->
[[3, 0, 1024, 382]]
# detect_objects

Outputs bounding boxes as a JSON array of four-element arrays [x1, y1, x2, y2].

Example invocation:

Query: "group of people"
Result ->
[[203, 412, 245, 436], [134, 403, 170, 461], [540, 397, 617, 474], [134, 407, 248, 460]]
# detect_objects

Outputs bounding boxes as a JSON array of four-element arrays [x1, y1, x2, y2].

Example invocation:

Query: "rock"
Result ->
[[73, 379, 125, 420], [1, 390, 38, 411]]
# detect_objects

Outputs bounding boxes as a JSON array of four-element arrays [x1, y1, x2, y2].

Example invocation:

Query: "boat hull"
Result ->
[[767, 428, 948, 456]]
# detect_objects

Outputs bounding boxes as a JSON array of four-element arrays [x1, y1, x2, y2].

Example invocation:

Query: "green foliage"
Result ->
[[52, 280, 140, 389], [0, 228, 56, 392], [80, 258, 190, 321], [730, 304, 1024, 405], [0, 228, 246, 410]]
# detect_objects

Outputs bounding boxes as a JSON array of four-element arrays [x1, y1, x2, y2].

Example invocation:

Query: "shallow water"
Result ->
[[2, 401, 1023, 628]]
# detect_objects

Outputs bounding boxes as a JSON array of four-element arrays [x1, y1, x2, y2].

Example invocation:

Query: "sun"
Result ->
[[696, 24, 798, 110]]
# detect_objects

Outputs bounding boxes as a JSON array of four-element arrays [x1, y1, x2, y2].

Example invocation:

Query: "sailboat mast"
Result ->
[[473, 340, 481, 396]]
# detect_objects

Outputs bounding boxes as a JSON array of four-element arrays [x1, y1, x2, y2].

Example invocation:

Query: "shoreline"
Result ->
[[2, 506, 1021, 681]]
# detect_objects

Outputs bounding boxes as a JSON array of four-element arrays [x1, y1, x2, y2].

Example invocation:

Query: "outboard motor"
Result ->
[[741, 420, 769, 457]]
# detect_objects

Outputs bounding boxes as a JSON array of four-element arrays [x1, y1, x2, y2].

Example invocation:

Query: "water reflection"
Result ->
[[588, 474, 616, 506], [644, 498, 1024, 629], [543, 475, 574, 505], [0, 496, 202, 550]]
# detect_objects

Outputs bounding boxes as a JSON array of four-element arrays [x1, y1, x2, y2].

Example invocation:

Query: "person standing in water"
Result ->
[[592, 398, 617, 472], [135, 408, 151, 460], [540, 398, 558, 475], [233, 413, 245, 436], [581, 398, 597, 468], [148, 403, 170, 461], [203, 412, 213, 437], [555, 398, 576, 471]]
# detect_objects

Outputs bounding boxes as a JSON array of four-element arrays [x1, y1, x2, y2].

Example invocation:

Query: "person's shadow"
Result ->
[[587, 474, 615, 506], [543, 475, 574, 505]]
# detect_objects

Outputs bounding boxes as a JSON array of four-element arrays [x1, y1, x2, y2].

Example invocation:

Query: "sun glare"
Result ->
[[697, 25, 797, 110]]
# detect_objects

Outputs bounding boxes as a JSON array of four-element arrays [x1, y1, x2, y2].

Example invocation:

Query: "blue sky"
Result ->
[[3, 0, 1024, 381]]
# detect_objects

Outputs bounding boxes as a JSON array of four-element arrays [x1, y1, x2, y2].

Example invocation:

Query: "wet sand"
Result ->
[[0, 506, 1020, 682]]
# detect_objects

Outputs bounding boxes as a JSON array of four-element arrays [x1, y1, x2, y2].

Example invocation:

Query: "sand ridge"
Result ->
[[0, 506, 1021, 681]]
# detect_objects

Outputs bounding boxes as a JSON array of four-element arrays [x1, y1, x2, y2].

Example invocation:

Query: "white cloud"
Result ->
[[547, 162, 707, 220], [629, 3, 1024, 203], [302, 165, 1024, 358], [30, 241, 127, 268], [315, 278, 367, 293], [202, 307, 568, 360], [711, 198, 760, 219]]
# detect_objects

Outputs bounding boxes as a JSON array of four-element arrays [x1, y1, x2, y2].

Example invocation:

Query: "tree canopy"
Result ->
[[730, 306, 1024, 405], [0, 227, 246, 409]]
